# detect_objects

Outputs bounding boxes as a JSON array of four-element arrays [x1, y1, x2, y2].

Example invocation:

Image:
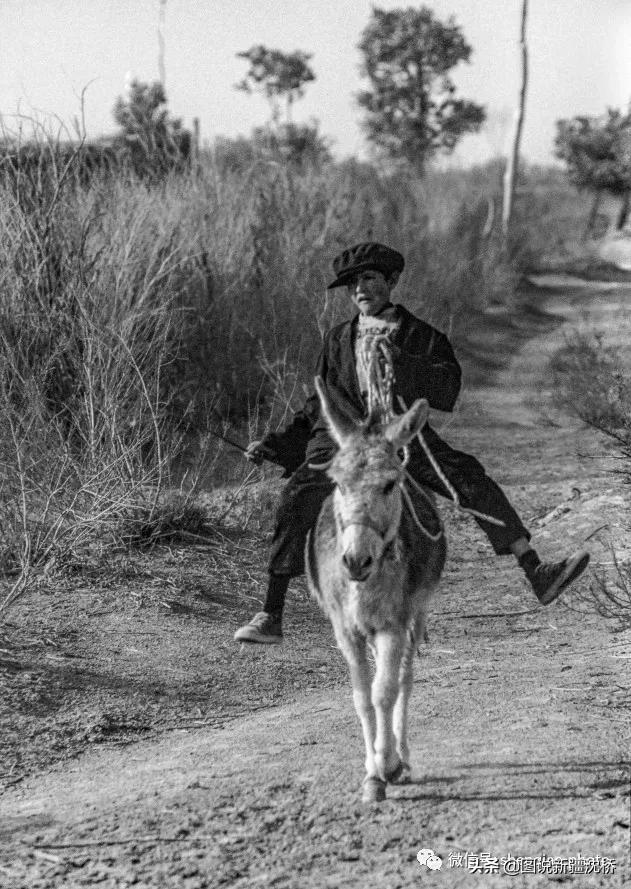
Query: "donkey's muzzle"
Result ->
[[342, 552, 373, 582]]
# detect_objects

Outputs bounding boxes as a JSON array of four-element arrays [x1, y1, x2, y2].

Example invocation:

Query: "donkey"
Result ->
[[305, 376, 446, 803]]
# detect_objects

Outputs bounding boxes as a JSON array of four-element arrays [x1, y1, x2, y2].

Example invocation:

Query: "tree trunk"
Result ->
[[192, 117, 200, 171], [583, 191, 602, 240], [158, 0, 167, 87], [502, 0, 529, 243], [616, 190, 630, 230]]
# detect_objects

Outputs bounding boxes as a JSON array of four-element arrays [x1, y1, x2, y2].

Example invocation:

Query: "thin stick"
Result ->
[[437, 608, 538, 619], [583, 524, 609, 542], [32, 836, 215, 849], [206, 427, 248, 454]]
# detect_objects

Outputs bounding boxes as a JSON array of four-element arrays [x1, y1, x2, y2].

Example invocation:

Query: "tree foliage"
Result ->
[[214, 123, 331, 171], [263, 122, 331, 166], [356, 5, 485, 171], [555, 108, 631, 196], [113, 80, 190, 178], [236, 45, 315, 124]]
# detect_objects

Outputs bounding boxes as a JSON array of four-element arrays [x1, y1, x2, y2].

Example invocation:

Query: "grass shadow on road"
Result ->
[[399, 759, 630, 802]]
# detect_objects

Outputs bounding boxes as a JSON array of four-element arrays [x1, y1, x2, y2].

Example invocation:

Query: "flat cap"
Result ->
[[327, 242, 405, 289]]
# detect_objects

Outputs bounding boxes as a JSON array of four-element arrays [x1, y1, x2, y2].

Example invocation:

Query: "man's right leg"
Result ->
[[234, 463, 334, 644], [407, 431, 589, 605]]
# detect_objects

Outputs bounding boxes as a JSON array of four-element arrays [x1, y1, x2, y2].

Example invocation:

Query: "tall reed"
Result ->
[[2, 138, 567, 592]]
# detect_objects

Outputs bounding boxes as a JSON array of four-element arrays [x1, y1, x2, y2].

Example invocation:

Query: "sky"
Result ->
[[1, 0, 630, 167]]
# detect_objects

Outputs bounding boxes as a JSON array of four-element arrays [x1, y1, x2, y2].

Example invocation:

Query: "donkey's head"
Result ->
[[315, 376, 428, 582]]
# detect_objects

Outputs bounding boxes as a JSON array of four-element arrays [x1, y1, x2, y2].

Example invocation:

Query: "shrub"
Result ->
[[589, 556, 631, 628], [0, 141, 210, 604], [550, 330, 631, 446], [507, 166, 593, 272], [551, 329, 631, 626], [112, 80, 191, 179]]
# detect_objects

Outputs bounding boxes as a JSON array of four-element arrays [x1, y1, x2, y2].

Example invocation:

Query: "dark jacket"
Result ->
[[263, 304, 462, 475]]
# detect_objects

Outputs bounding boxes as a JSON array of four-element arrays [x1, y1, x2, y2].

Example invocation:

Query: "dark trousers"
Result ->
[[268, 427, 530, 577]]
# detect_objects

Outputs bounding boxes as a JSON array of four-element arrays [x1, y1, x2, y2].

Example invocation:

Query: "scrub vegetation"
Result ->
[[1, 9, 630, 881], [0, 125, 601, 606]]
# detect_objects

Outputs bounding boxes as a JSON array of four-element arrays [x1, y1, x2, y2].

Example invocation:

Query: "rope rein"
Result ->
[[359, 328, 505, 534], [403, 423, 505, 528], [399, 478, 444, 542]]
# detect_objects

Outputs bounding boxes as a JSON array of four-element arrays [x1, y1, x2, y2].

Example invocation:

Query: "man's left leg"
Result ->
[[234, 461, 334, 643], [408, 434, 589, 605]]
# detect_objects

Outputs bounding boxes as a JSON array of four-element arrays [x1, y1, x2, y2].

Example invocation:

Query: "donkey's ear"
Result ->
[[384, 398, 429, 448], [314, 376, 355, 447]]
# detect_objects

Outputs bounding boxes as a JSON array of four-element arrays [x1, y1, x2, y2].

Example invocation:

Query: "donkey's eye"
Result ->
[[384, 480, 397, 495]]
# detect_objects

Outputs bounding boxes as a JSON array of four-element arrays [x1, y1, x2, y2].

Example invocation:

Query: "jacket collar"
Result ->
[[338, 316, 361, 403], [349, 302, 410, 344], [335, 303, 410, 404]]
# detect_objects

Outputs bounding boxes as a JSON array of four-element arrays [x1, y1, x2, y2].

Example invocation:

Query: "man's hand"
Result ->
[[244, 440, 276, 465]]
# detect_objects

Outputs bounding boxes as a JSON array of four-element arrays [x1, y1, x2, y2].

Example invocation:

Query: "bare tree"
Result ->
[[502, 0, 528, 241], [158, 0, 167, 87]]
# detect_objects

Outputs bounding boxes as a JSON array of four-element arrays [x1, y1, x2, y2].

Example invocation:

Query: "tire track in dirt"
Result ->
[[1, 283, 630, 889]]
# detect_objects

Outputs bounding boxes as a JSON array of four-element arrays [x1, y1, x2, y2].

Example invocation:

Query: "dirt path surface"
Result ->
[[1, 283, 631, 889]]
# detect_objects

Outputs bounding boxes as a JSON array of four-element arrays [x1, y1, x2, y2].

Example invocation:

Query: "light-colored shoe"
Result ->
[[234, 611, 283, 644]]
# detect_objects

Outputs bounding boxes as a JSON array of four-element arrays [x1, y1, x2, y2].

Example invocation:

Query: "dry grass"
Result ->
[[508, 165, 593, 272], [589, 552, 631, 627], [0, 131, 590, 610], [551, 329, 631, 626], [550, 330, 631, 449]]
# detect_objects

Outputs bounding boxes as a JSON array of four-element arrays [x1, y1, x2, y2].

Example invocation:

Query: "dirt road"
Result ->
[[1, 282, 630, 889]]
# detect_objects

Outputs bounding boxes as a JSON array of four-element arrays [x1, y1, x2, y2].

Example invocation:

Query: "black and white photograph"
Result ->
[[0, 1, 630, 886]]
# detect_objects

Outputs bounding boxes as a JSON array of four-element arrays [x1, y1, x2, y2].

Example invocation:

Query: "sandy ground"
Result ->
[[1, 281, 630, 889]]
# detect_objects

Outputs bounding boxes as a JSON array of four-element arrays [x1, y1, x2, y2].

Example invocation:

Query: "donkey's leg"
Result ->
[[335, 628, 376, 775], [372, 629, 406, 783], [392, 614, 426, 784]]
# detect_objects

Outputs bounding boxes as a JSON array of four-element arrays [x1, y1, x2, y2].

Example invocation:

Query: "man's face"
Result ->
[[346, 269, 393, 316]]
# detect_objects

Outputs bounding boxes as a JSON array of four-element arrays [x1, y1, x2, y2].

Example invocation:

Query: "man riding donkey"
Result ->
[[235, 242, 590, 644]]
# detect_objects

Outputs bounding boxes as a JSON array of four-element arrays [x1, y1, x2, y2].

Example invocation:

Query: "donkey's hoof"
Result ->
[[362, 776, 386, 803], [387, 761, 411, 784]]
